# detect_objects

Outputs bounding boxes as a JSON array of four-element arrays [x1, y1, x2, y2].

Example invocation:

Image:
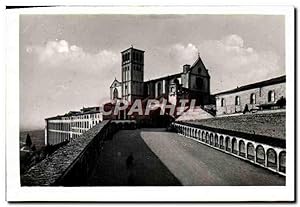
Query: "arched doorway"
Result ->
[[267, 148, 277, 170], [279, 151, 286, 173], [197, 130, 201, 140], [113, 88, 118, 99], [225, 137, 231, 152], [219, 136, 224, 149], [210, 133, 214, 145], [231, 138, 238, 154], [247, 143, 255, 161], [239, 140, 246, 157], [214, 134, 218, 147], [256, 145, 265, 165]]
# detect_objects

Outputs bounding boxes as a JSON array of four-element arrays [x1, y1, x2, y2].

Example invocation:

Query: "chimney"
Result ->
[[183, 64, 190, 73]]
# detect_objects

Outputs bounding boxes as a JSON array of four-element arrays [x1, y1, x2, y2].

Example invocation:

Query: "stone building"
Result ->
[[214, 75, 286, 116], [110, 46, 212, 106], [110, 78, 122, 100], [45, 106, 103, 145]]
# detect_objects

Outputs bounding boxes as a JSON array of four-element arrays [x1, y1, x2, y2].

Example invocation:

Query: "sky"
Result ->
[[20, 14, 285, 130]]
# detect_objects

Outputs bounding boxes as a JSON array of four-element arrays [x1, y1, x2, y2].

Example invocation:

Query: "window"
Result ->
[[268, 90, 275, 102], [113, 88, 118, 99], [196, 77, 203, 88], [221, 98, 225, 107], [157, 82, 162, 97], [235, 96, 240, 105], [145, 84, 149, 96], [250, 93, 256, 104]]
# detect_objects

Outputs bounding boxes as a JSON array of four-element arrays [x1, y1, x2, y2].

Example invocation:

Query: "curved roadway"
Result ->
[[88, 128, 285, 186]]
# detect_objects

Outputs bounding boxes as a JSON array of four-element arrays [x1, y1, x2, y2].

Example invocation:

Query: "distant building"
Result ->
[[214, 76, 286, 116], [45, 106, 103, 146], [110, 46, 212, 106]]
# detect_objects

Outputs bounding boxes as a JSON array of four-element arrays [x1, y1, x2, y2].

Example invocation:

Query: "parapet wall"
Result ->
[[21, 120, 116, 186], [172, 122, 286, 176]]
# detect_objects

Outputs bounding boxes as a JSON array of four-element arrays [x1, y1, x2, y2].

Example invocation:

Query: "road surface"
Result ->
[[88, 128, 285, 186]]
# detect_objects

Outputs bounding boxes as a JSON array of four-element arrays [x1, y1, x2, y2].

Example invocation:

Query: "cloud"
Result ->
[[26, 39, 119, 72], [22, 40, 121, 130], [169, 43, 199, 65], [168, 34, 283, 92]]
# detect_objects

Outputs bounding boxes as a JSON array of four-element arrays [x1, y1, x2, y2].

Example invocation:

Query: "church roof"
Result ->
[[110, 78, 122, 88], [190, 53, 206, 68], [121, 46, 145, 54], [144, 72, 182, 83], [214, 75, 286, 96]]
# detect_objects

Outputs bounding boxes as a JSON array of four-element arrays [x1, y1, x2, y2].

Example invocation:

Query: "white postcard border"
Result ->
[[5, 5, 295, 202]]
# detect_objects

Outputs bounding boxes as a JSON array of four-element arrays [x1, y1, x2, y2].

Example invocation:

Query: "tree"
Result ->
[[26, 133, 32, 147], [243, 104, 249, 114], [31, 144, 36, 151], [276, 96, 286, 108]]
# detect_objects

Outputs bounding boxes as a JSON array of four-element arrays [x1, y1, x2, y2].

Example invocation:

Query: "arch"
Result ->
[[247, 143, 255, 161], [238, 140, 246, 157], [205, 132, 209, 143], [279, 151, 286, 173], [210, 133, 214, 145], [219, 136, 224, 149], [268, 90, 275, 102], [225, 136, 231, 152], [266, 148, 277, 170], [124, 122, 130, 129], [214, 134, 219, 147], [113, 88, 119, 99], [250, 93, 256, 104], [197, 130, 201, 140], [201, 131, 205, 141], [221, 98, 225, 107], [235, 96, 240, 105], [231, 138, 238, 154], [157, 82, 162, 97], [256, 145, 265, 165]]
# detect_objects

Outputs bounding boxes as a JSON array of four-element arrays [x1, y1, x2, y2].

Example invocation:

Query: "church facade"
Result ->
[[110, 46, 212, 106]]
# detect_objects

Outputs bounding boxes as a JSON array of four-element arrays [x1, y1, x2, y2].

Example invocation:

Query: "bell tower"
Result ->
[[121, 46, 144, 104]]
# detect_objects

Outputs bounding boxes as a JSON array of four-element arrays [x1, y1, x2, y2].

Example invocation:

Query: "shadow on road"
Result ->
[[87, 129, 181, 186]]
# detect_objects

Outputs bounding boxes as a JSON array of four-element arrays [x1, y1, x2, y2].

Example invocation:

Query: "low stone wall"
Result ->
[[172, 122, 286, 176], [21, 120, 117, 186]]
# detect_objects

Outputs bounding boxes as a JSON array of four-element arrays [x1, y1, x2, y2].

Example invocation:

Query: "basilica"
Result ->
[[109, 46, 213, 107]]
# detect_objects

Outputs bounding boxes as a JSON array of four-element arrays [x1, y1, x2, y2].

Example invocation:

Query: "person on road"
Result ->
[[126, 152, 134, 169]]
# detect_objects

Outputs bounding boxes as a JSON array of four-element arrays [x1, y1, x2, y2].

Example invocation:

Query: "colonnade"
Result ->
[[172, 123, 286, 175]]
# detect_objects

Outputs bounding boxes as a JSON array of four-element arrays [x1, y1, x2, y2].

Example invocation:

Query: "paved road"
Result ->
[[88, 128, 285, 186]]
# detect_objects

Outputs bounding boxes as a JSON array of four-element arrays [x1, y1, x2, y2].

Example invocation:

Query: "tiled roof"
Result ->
[[145, 73, 182, 83], [214, 75, 286, 96]]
